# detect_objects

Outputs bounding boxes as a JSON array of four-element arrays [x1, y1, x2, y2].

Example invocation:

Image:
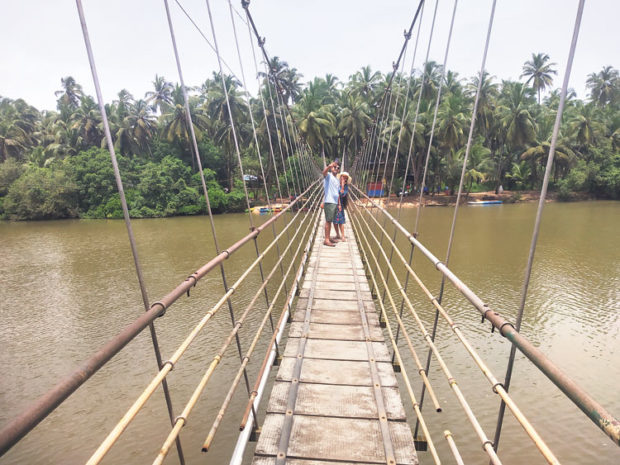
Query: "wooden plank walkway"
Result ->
[[252, 224, 418, 465]]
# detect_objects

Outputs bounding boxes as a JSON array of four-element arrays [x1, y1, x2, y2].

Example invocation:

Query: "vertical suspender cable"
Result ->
[[415, 0, 498, 439], [411, 0, 459, 440], [493, 0, 587, 452], [76, 2, 185, 464], [164, 0, 259, 423], [413, 0, 458, 235], [227, 0, 286, 349]]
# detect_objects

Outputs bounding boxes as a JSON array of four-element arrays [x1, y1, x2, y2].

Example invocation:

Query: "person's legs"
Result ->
[[324, 221, 334, 246], [339, 223, 346, 241], [323, 203, 337, 246]]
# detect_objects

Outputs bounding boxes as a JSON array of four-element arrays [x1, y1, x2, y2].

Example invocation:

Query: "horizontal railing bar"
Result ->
[[352, 190, 559, 464], [351, 184, 620, 447], [151, 192, 322, 464], [230, 207, 319, 465], [86, 185, 322, 465], [350, 206, 502, 465], [0, 180, 318, 458]]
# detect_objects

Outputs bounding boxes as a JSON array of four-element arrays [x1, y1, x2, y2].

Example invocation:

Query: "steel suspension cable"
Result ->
[[0, 187, 313, 458], [416, 0, 498, 447], [352, 186, 620, 447], [75, 2, 186, 464], [413, 0, 458, 234], [493, 0, 597, 452], [223, 0, 289, 358], [351, 187, 560, 463], [200, 194, 323, 454], [150, 188, 322, 464], [164, 0, 260, 429], [386, 0, 441, 357], [352, 225, 441, 465], [349, 203, 502, 465], [85, 182, 319, 465]]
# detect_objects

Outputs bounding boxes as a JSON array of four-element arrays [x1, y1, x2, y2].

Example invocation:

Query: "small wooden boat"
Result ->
[[467, 200, 503, 205]]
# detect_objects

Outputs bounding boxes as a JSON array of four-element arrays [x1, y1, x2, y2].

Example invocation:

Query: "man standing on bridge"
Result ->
[[322, 160, 340, 246]]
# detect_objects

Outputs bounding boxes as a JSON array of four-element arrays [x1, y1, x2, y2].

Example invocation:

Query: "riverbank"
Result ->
[[361, 189, 599, 208]]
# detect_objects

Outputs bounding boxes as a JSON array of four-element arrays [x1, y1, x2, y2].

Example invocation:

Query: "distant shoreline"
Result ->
[[355, 190, 602, 208]]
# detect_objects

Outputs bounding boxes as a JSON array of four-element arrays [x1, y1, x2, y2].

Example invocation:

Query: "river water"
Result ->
[[0, 201, 618, 465]]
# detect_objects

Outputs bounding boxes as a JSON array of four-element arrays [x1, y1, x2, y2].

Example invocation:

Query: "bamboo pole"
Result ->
[[151, 195, 321, 464], [352, 219, 441, 465], [351, 184, 620, 448], [85, 186, 321, 465], [350, 203, 502, 465]]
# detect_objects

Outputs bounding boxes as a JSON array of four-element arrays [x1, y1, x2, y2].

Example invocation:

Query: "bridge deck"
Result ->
[[252, 224, 418, 465]]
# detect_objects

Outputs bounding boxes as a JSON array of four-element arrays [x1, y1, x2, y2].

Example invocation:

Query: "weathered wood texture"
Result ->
[[252, 224, 418, 465]]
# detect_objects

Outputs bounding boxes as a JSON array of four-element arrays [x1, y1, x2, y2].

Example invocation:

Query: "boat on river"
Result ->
[[468, 200, 503, 205]]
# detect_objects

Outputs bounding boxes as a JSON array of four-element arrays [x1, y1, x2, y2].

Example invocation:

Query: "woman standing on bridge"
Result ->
[[333, 171, 350, 241]]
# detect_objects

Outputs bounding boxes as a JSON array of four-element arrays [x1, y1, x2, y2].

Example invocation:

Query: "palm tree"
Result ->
[[467, 72, 498, 141], [146, 75, 174, 113], [55, 77, 83, 119], [586, 66, 619, 107], [70, 96, 103, 149], [348, 66, 382, 100], [521, 53, 557, 104], [161, 85, 210, 169], [115, 99, 156, 156], [338, 93, 372, 157], [204, 72, 248, 189], [520, 140, 575, 185], [0, 98, 39, 161], [569, 102, 604, 160]]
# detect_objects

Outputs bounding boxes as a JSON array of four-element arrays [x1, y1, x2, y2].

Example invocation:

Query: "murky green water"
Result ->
[[1, 201, 618, 464]]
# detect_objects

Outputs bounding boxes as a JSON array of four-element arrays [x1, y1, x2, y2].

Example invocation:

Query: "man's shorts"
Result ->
[[324, 203, 337, 223]]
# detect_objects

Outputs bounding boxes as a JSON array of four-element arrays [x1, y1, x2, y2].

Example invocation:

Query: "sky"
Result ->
[[1, 0, 618, 112]]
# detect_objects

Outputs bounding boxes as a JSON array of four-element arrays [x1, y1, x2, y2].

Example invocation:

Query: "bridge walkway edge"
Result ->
[[251, 223, 418, 465]]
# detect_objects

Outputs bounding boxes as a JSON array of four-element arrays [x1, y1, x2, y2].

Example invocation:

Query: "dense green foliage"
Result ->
[[1, 56, 618, 220]]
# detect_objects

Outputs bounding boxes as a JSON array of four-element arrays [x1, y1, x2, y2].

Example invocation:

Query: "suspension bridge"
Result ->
[[1, 0, 619, 464]]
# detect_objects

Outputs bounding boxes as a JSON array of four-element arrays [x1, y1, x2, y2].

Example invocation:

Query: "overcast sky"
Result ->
[[1, 0, 618, 112]]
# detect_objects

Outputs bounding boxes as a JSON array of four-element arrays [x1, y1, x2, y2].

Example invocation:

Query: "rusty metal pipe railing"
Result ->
[[230, 214, 313, 464], [150, 191, 321, 464], [238, 203, 319, 431], [354, 212, 442, 413], [0, 181, 318, 459], [351, 184, 620, 447], [444, 430, 465, 465], [352, 221, 441, 464], [350, 208, 502, 465], [200, 203, 323, 454], [352, 189, 559, 464], [85, 184, 321, 465]]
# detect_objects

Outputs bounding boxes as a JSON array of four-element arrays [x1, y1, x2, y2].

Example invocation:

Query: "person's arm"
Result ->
[[322, 162, 335, 177]]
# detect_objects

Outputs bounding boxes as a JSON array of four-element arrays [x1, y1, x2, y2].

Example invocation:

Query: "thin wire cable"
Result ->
[[85, 182, 319, 465], [352, 188, 560, 464], [493, 0, 587, 453], [150, 189, 322, 464], [349, 203, 502, 465], [75, 2, 186, 464], [416, 0, 497, 443], [413, 0, 459, 234]]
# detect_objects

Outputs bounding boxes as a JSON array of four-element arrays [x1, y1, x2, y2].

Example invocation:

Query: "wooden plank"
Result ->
[[292, 308, 379, 326], [282, 338, 390, 362], [287, 322, 384, 341], [276, 358, 397, 387], [255, 414, 417, 465], [266, 382, 407, 420]]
